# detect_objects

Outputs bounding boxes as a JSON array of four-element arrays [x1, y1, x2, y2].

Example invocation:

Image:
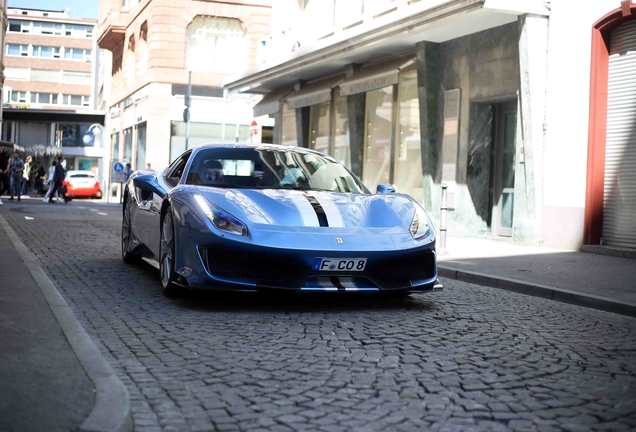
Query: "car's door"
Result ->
[[134, 151, 191, 258]]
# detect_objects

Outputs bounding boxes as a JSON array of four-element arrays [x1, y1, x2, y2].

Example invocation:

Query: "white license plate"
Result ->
[[312, 258, 367, 271]]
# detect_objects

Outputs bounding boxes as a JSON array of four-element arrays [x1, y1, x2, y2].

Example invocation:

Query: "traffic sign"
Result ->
[[112, 161, 128, 183]]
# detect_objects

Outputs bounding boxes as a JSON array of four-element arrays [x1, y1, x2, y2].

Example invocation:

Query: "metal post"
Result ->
[[184, 71, 192, 150], [440, 183, 448, 252]]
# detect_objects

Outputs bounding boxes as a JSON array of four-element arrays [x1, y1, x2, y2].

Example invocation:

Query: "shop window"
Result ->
[[332, 89, 350, 167], [309, 101, 331, 154], [136, 122, 147, 170], [112, 132, 120, 162], [169, 121, 250, 161], [186, 17, 247, 73], [362, 86, 393, 191], [58, 124, 93, 147], [124, 127, 133, 162], [394, 71, 423, 203], [281, 104, 298, 146]]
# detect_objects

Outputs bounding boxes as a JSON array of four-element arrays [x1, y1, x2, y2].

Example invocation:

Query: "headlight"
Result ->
[[410, 204, 431, 240], [194, 195, 247, 236]]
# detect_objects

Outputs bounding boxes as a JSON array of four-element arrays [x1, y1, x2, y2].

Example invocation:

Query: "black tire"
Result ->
[[160, 209, 179, 296], [122, 196, 141, 264]]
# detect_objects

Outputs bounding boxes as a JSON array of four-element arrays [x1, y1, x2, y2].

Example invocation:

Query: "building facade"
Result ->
[[96, 0, 271, 195], [1, 7, 104, 177], [224, 0, 636, 251]]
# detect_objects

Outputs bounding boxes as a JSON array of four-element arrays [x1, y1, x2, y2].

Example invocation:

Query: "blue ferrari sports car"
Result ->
[[122, 144, 441, 296]]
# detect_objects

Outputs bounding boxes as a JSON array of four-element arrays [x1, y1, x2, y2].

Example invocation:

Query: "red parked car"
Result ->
[[64, 170, 102, 199]]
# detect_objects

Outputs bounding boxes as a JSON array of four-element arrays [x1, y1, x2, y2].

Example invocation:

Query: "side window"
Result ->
[[164, 151, 191, 187]]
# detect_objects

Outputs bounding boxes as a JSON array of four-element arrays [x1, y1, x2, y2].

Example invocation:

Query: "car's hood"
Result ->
[[196, 187, 416, 231]]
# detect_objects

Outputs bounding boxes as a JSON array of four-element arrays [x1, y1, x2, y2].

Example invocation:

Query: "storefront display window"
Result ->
[[111, 132, 119, 161], [394, 70, 423, 203], [363, 86, 393, 191], [281, 104, 297, 146], [309, 101, 331, 154], [136, 122, 147, 170], [332, 90, 350, 167], [124, 127, 133, 162]]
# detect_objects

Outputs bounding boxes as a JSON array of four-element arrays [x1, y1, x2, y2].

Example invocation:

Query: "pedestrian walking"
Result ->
[[20, 155, 33, 198], [35, 164, 46, 195], [43, 160, 59, 202], [8, 151, 24, 201], [0, 146, 10, 205], [125, 163, 134, 181], [49, 156, 69, 203]]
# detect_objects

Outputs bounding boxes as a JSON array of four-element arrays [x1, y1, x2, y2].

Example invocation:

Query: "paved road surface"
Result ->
[[2, 200, 635, 431]]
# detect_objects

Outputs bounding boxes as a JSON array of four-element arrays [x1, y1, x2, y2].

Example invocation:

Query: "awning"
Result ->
[[2, 108, 105, 124], [253, 87, 294, 117], [286, 74, 344, 109], [339, 55, 415, 96]]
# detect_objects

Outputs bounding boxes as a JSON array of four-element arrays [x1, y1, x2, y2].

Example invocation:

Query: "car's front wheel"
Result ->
[[160, 208, 179, 296], [122, 196, 141, 264]]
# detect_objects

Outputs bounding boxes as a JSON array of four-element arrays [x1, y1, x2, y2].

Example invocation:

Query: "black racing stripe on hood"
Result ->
[[304, 194, 329, 227]]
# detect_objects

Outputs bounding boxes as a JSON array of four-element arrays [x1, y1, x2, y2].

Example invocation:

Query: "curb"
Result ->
[[0, 214, 132, 432], [438, 265, 636, 318]]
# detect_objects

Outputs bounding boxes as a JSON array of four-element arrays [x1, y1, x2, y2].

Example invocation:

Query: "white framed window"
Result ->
[[11, 91, 27, 103], [62, 71, 92, 85], [8, 20, 30, 33], [7, 44, 30, 57], [64, 48, 92, 61], [33, 22, 59, 35], [32, 69, 62, 82], [4, 67, 30, 81], [62, 94, 90, 106], [186, 17, 247, 74], [33, 46, 61, 58], [31, 92, 55, 104], [65, 24, 91, 38]]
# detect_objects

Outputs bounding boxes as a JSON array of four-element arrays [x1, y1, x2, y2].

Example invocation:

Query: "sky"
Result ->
[[8, 0, 98, 19]]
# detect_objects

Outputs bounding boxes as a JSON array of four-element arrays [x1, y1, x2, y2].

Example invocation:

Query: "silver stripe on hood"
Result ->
[[310, 191, 344, 228]]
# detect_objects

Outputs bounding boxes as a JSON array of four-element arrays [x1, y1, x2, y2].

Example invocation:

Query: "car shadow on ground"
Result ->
[[171, 289, 442, 313]]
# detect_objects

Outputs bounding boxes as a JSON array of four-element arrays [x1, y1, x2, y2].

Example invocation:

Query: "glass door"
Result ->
[[492, 101, 517, 237]]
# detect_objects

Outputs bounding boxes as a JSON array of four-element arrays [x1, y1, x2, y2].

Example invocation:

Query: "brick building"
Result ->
[[96, 0, 271, 188], [1, 7, 104, 181]]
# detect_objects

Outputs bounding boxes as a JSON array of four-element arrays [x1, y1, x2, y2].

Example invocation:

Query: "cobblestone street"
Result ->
[[2, 201, 636, 432]]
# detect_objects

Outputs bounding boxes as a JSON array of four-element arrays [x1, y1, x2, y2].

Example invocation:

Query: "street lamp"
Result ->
[[87, 123, 104, 148]]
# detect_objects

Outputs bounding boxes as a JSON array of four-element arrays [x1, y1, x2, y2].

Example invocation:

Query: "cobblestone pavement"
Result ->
[[2, 201, 636, 432]]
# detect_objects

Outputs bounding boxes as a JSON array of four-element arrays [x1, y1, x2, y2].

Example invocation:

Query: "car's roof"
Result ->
[[191, 143, 330, 157]]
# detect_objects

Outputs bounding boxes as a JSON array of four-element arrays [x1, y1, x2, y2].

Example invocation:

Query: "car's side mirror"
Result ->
[[133, 174, 164, 197], [376, 184, 396, 194]]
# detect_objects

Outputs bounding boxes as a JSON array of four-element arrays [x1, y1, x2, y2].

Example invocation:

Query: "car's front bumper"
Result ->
[[177, 238, 438, 293]]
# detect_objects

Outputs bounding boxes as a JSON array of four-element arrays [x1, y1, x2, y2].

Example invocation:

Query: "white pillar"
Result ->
[[515, 14, 548, 244]]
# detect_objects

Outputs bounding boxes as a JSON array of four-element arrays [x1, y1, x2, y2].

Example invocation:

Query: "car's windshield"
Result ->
[[186, 146, 369, 194]]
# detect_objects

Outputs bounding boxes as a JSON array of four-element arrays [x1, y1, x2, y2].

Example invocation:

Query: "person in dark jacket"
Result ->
[[0, 146, 10, 202], [49, 156, 69, 203]]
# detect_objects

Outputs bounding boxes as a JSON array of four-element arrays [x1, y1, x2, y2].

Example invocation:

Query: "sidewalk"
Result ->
[[437, 236, 636, 317], [0, 212, 131, 432]]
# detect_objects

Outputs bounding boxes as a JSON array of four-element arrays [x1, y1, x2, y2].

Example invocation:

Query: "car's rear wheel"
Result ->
[[122, 196, 141, 264], [160, 209, 179, 296]]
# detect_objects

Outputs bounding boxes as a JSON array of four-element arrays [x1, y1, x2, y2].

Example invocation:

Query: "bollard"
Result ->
[[440, 183, 448, 252]]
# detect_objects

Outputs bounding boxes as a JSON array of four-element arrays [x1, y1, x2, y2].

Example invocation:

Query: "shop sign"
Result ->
[[287, 90, 331, 109], [339, 72, 399, 96]]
